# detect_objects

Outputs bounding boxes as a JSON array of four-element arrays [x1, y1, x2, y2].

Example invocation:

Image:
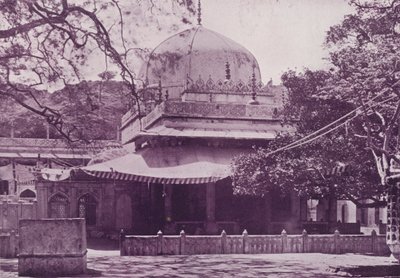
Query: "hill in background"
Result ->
[[0, 80, 130, 140]]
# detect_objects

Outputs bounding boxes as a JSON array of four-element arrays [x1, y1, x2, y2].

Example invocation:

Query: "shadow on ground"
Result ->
[[1, 253, 396, 277], [340, 265, 400, 277], [87, 238, 119, 251]]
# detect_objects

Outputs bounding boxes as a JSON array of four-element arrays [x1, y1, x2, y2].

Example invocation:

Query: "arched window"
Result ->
[[48, 193, 69, 218], [78, 194, 97, 226], [20, 189, 36, 198]]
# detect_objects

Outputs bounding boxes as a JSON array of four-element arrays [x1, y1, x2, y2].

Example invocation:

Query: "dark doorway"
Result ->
[[78, 194, 97, 226]]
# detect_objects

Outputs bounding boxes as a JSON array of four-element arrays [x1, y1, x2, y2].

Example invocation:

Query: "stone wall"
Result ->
[[36, 180, 139, 234], [120, 229, 390, 256], [0, 200, 37, 231], [0, 230, 18, 258], [18, 218, 87, 277], [37, 180, 114, 231]]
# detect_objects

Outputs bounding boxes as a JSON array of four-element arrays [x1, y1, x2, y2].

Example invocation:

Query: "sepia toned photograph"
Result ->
[[1, 0, 400, 277]]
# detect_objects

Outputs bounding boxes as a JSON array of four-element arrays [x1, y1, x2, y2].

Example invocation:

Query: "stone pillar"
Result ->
[[119, 229, 126, 256], [10, 120, 14, 138], [290, 192, 302, 232], [179, 230, 186, 255], [302, 229, 309, 253], [70, 185, 78, 218], [206, 183, 215, 222], [328, 195, 338, 223], [11, 158, 17, 194], [205, 182, 217, 234], [221, 230, 227, 254], [281, 229, 288, 253], [163, 184, 175, 234], [300, 197, 308, 222], [264, 193, 272, 233], [242, 229, 249, 254], [387, 181, 400, 262], [35, 182, 48, 218], [164, 184, 172, 221], [103, 182, 116, 230], [149, 183, 156, 231], [115, 191, 133, 232], [157, 230, 163, 255], [334, 229, 341, 254]]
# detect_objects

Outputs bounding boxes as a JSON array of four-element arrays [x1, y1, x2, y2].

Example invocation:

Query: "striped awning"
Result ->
[[80, 146, 245, 184], [82, 169, 224, 184]]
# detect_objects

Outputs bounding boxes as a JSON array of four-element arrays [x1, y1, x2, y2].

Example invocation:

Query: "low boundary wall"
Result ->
[[0, 200, 37, 231], [0, 230, 18, 258], [120, 229, 390, 256]]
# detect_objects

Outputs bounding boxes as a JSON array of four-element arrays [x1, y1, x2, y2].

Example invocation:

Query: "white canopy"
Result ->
[[80, 146, 246, 184]]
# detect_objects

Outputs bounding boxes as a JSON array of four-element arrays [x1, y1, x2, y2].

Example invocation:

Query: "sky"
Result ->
[[41, 0, 354, 89], [199, 0, 354, 84]]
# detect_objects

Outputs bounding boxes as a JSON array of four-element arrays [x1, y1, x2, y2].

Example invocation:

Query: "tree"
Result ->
[[324, 0, 400, 186], [232, 69, 383, 210], [0, 0, 195, 142], [233, 0, 400, 210]]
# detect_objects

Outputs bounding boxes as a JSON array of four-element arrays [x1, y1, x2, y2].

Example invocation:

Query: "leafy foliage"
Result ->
[[233, 0, 400, 207], [233, 70, 382, 203], [0, 0, 195, 142]]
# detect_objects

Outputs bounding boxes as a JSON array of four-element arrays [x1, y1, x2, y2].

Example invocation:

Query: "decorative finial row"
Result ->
[[197, 0, 202, 25]]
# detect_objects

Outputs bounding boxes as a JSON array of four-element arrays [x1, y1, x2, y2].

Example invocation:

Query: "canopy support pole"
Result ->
[[163, 183, 174, 234], [205, 182, 217, 234]]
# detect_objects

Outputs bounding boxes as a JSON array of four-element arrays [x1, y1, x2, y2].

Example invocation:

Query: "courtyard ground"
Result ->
[[1, 250, 399, 277]]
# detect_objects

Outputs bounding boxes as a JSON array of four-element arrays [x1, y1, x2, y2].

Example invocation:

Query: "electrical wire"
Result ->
[[267, 93, 396, 156], [281, 113, 359, 152], [273, 91, 393, 153], [277, 95, 396, 153]]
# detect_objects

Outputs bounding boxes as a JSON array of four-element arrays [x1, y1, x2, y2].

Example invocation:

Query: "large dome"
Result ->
[[140, 25, 261, 97]]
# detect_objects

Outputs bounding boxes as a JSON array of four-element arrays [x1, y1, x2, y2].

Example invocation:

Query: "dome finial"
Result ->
[[197, 0, 202, 25], [225, 62, 231, 81], [158, 78, 162, 104], [251, 65, 257, 101]]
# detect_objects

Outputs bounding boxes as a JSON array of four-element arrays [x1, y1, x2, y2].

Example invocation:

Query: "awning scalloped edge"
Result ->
[[82, 169, 227, 184]]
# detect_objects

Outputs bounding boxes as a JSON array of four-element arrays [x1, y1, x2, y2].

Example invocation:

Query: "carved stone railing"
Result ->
[[141, 103, 166, 128], [163, 101, 279, 119], [186, 75, 274, 94], [121, 108, 139, 127], [120, 100, 281, 139], [120, 229, 390, 256]]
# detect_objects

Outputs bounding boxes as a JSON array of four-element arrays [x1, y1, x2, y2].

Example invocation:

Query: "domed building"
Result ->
[[36, 6, 303, 236], [121, 20, 290, 150], [140, 24, 262, 102]]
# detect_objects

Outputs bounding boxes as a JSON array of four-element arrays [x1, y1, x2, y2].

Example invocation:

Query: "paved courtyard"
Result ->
[[1, 250, 399, 277]]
